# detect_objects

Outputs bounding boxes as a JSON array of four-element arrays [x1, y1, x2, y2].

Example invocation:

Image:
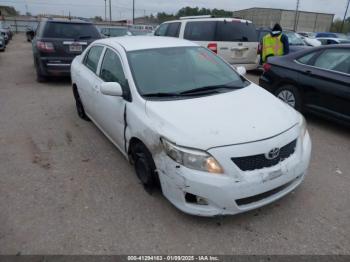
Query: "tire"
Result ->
[[34, 58, 47, 83], [130, 142, 159, 193], [73, 88, 90, 121], [274, 85, 302, 111]]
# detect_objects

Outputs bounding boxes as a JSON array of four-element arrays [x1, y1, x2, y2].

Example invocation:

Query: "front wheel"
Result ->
[[130, 142, 159, 193], [274, 85, 302, 111]]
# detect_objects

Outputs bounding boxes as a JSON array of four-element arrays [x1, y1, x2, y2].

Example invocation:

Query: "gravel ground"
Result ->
[[0, 35, 349, 255]]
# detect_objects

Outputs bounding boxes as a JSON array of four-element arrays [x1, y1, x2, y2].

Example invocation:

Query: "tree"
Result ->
[[93, 16, 103, 22], [331, 18, 350, 33], [155, 6, 234, 23]]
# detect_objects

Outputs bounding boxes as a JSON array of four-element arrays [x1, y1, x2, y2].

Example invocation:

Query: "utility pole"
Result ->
[[341, 0, 350, 32], [132, 0, 135, 24], [294, 0, 300, 31], [109, 0, 112, 24], [104, 0, 107, 21]]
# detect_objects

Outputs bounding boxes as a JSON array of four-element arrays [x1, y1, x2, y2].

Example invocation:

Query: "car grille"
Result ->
[[231, 139, 297, 171]]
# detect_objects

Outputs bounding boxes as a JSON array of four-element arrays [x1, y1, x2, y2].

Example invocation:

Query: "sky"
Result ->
[[1, 0, 349, 20]]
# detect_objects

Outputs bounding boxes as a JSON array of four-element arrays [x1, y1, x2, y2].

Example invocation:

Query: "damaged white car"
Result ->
[[71, 36, 312, 216]]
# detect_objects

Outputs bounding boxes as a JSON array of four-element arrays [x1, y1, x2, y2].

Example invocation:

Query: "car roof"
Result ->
[[95, 36, 198, 51], [41, 17, 92, 24], [162, 17, 252, 24]]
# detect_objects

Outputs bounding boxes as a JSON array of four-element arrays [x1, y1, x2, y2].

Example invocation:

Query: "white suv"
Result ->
[[155, 16, 259, 70]]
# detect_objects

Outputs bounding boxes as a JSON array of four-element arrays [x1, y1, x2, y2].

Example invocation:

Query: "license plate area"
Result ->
[[262, 169, 284, 183], [69, 44, 82, 53]]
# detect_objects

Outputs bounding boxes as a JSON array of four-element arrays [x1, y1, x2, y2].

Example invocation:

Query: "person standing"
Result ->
[[262, 23, 289, 63]]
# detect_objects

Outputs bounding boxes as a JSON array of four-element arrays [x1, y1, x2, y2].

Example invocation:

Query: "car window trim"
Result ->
[[294, 58, 350, 77], [83, 44, 106, 75]]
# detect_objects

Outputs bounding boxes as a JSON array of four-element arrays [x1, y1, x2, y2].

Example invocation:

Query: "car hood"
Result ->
[[145, 83, 299, 150]]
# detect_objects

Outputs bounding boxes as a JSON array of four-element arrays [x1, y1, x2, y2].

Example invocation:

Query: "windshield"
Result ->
[[128, 47, 247, 98], [285, 32, 306, 46], [43, 22, 100, 39]]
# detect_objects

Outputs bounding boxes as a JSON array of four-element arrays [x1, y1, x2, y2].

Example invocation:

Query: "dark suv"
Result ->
[[32, 18, 101, 81]]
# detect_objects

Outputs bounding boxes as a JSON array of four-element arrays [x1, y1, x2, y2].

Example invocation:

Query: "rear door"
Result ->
[[297, 48, 350, 119], [78, 45, 105, 117], [183, 20, 258, 65], [215, 21, 258, 65]]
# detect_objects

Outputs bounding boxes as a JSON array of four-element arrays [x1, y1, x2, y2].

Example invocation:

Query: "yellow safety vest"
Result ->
[[262, 34, 284, 63]]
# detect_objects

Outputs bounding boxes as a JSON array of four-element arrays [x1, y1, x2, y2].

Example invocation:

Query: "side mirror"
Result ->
[[100, 82, 123, 97], [235, 66, 247, 76]]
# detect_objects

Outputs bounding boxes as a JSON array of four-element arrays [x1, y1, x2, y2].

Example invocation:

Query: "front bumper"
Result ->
[[155, 128, 312, 217]]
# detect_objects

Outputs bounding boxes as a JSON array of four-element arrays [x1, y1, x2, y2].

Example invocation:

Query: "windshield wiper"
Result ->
[[179, 84, 242, 95], [142, 92, 181, 98]]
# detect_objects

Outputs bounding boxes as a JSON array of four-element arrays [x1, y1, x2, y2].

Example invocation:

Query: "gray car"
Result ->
[[0, 35, 5, 51]]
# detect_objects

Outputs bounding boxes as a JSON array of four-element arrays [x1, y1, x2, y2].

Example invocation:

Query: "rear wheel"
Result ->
[[130, 142, 159, 193], [34, 58, 47, 83], [274, 85, 302, 111], [73, 87, 90, 121]]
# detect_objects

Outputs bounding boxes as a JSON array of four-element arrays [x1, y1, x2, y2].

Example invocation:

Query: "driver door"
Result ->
[[93, 48, 128, 152]]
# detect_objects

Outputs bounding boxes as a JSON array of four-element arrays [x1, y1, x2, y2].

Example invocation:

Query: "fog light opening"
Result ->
[[185, 193, 209, 205]]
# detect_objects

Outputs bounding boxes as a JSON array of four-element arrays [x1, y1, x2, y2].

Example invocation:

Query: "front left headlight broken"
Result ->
[[161, 138, 224, 174]]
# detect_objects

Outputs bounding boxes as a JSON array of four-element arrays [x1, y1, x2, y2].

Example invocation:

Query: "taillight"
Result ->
[[207, 43, 217, 54], [37, 41, 55, 53], [263, 63, 272, 72]]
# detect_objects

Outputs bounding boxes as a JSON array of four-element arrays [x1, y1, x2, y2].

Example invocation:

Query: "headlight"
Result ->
[[299, 114, 307, 141], [161, 138, 224, 174]]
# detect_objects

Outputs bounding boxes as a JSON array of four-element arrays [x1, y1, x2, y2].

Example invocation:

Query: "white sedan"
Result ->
[[71, 36, 311, 216]]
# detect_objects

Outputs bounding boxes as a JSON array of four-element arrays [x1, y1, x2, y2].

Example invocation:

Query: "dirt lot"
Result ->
[[0, 35, 349, 255]]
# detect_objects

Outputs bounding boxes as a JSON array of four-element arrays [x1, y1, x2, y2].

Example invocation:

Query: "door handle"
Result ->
[[303, 70, 312, 75]]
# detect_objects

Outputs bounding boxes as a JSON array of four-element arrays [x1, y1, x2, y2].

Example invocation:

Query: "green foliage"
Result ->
[[156, 6, 233, 23], [93, 16, 103, 22], [331, 18, 350, 33]]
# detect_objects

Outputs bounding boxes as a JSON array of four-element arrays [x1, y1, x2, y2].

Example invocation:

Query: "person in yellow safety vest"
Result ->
[[262, 23, 289, 63]]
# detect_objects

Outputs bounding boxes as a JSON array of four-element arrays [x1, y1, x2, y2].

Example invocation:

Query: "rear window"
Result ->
[[216, 21, 257, 42], [184, 21, 216, 41], [184, 21, 257, 42], [43, 22, 100, 39]]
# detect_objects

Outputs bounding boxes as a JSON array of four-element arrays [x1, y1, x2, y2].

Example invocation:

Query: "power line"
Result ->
[[341, 0, 350, 32]]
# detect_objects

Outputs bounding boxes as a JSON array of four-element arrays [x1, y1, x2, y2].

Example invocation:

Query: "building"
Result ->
[[233, 7, 334, 32], [0, 5, 18, 16]]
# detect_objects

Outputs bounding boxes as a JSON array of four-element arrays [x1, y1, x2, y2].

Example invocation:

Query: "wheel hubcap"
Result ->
[[277, 90, 296, 108]]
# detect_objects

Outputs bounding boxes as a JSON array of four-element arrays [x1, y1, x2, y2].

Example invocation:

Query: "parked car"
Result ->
[[26, 26, 35, 42], [32, 18, 101, 82], [259, 45, 350, 125], [0, 29, 9, 45], [100, 26, 132, 37], [315, 32, 338, 38], [298, 32, 316, 38], [0, 35, 6, 51], [155, 16, 259, 70], [0, 26, 12, 40], [71, 36, 311, 216], [316, 37, 350, 45], [284, 31, 310, 52]]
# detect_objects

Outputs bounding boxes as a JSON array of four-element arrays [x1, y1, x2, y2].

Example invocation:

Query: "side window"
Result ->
[[155, 23, 169, 36], [100, 49, 126, 86], [84, 46, 104, 73], [297, 52, 319, 65], [313, 49, 350, 74], [165, 22, 181, 37], [184, 21, 216, 41]]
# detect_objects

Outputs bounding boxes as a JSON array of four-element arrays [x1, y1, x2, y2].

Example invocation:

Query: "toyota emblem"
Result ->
[[266, 148, 280, 160]]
